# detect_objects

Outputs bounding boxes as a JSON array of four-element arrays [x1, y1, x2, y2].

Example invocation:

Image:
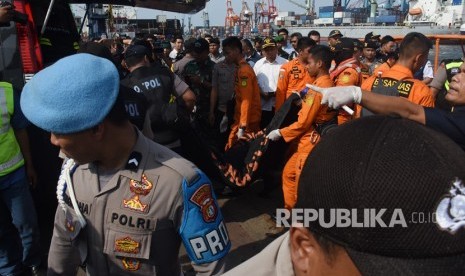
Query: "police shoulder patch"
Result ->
[[180, 170, 231, 264]]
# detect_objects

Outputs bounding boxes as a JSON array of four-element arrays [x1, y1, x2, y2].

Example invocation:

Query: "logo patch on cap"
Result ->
[[436, 178, 465, 233], [190, 184, 218, 222], [115, 236, 140, 254], [122, 258, 141, 271]]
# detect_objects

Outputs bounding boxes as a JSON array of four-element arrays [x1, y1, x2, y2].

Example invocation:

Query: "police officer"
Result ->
[[20, 54, 230, 275], [121, 44, 196, 153]]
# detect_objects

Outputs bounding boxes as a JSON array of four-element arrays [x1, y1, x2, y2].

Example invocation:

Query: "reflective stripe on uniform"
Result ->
[[0, 152, 23, 171], [0, 82, 24, 176], [39, 37, 52, 46], [445, 61, 463, 90], [0, 87, 10, 134], [73, 42, 79, 50]]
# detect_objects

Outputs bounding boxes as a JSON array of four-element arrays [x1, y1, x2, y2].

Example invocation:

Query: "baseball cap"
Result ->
[[363, 41, 379, 49], [328, 29, 343, 38], [124, 44, 151, 59], [20, 54, 120, 134], [193, 38, 209, 53], [365, 31, 381, 41], [262, 37, 277, 49], [330, 37, 354, 53], [296, 116, 465, 275]]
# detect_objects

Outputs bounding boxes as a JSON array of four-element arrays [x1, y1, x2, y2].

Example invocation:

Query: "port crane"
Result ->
[[286, 0, 315, 16]]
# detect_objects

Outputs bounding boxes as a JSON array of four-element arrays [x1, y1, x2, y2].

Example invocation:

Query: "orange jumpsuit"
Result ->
[[372, 61, 393, 77], [226, 59, 262, 150], [331, 58, 361, 125], [275, 58, 314, 111], [361, 64, 435, 107], [279, 75, 336, 209]]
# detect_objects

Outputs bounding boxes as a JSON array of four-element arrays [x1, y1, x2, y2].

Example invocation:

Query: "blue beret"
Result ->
[[20, 53, 119, 134]]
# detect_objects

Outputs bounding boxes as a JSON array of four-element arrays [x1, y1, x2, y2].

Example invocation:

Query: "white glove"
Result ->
[[307, 85, 362, 109], [237, 128, 245, 139], [266, 129, 282, 141], [219, 115, 228, 133]]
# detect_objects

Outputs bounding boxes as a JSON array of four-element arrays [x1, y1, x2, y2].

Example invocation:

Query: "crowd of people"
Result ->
[[1, 17, 465, 275]]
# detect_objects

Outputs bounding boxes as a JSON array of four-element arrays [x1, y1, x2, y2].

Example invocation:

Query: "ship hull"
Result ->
[[284, 24, 461, 39]]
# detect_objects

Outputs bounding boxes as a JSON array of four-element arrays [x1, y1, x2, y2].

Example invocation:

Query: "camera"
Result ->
[[0, 1, 28, 25]]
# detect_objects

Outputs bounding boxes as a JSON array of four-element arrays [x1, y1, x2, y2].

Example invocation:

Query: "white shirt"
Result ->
[[169, 49, 179, 60], [253, 56, 288, 111]]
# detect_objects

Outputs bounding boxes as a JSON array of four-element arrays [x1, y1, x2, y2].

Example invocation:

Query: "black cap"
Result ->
[[363, 41, 379, 49], [193, 38, 209, 53], [330, 37, 354, 53], [262, 36, 277, 49], [297, 116, 465, 275], [124, 45, 151, 59], [328, 29, 343, 38], [365, 31, 381, 42]]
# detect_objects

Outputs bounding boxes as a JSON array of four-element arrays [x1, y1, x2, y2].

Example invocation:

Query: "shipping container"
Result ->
[[342, 18, 354, 24], [319, 12, 334, 18], [375, 15, 398, 23], [452, 0, 462, 5], [278, 11, 295, 17], [367, 17, 376, 23], [314, 18, 334, 25], [334, 18, 342, 24], [319, 6, 334, 13], [334, 11, 343, 18], [284, 16, 296, 21]]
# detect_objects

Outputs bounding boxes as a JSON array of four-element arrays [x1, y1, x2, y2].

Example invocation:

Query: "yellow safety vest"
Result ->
[[0, 82, 24, 177]]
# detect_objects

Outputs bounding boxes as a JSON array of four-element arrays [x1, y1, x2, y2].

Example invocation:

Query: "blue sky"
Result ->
[[135, 0, 333, 27]]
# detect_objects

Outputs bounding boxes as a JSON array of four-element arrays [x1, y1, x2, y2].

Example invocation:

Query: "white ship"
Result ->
[[275, 0, 465, 38]]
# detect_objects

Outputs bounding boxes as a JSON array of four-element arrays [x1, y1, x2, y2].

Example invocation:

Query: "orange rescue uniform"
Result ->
[[331, 58, 361, 125], [275, 58, 314, 111], [279, 75, 336, 209], [372, 61, 393, 77], [226, 59, 262, 150], [361, 64, 435, 107]]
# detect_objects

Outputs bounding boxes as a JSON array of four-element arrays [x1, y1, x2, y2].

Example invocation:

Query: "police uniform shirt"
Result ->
[[212, 61, 236, 113], [223, 232, 294, 276], [424, 106, 465, 150], [172, 55, 195, 77], [48, 130, 230, 275]]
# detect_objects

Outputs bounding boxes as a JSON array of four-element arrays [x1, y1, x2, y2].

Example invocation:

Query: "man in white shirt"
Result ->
[[253, 37, 288, 128], [169, 35, 184, 62]]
